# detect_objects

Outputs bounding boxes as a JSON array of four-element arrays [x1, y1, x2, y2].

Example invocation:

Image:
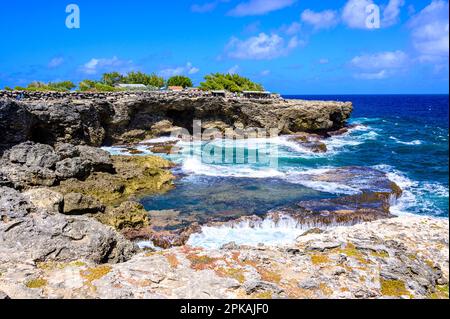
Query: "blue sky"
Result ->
[[0, 0, 448, 94]]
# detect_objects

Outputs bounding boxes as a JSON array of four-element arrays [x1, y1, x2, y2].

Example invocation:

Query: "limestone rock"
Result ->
[[23, 188, 64, 214], [96, 201, 148, 230], [63, 192, 105, 215], [0, 187, 136, 264]]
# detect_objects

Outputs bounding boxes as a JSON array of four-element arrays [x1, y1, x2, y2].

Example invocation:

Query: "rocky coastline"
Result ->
[[0, 91, 448, 299]]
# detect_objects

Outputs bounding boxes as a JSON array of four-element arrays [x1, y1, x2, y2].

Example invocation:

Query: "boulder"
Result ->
[[5, 141, 60, 169], [0, 187, 136, 264], [23, 188, 64, 214], [55, 157, 90, 180], [63, 192, 105, 215], [76, 145, 114, 173], [96, 201, 149, 230]]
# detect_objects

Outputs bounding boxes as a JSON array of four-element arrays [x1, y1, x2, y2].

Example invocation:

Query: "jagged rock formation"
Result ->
[[0, 92, 352, 152], [0, 187, 136, 264], [0, 216, 447, 299]]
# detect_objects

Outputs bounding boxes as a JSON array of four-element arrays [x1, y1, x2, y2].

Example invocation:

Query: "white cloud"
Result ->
[[319, 58, 329, 64], [301, 9, 339, 30], [284, 22, 301, 35], [226, 32, 299, 60], [350, 50, 409, 79], [260, 69, 270, 76], [80, 56, 134, 75], [383, 0, 405, 27], [355, 70, 388, 79], [227, 65, 240, 74], [191, 2, 219, 13], [342, 0, 405, 29], [159, 62, 200, 77], [228, 0, 296, 17], [408, 0, 449, 61], [342, 0, 374, 29], [48, 57, 64, 68]]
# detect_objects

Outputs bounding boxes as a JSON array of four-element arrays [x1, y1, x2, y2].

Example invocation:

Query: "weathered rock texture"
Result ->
[[0, 92, 352, 152], [0, 187, 136, 265], [0, 216, 447, 299]]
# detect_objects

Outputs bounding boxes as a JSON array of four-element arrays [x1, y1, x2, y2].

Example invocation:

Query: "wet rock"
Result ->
[[63, 192, 105, 215], [23, 188, 64, 214], [288, 133, 328, 153], [271, 166, 402, 226]]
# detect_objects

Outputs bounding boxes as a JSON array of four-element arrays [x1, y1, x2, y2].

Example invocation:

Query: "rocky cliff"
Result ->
[[0, 91, 352, 153]]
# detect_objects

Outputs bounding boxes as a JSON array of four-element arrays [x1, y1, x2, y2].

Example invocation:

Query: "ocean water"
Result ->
[[105, 95, 449, 248]]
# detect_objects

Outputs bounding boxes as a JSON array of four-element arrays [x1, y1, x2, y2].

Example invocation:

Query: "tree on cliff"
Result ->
[[122, 72, 165, 88], [167, 76, 193, 88], [101, 72, 124, 86], [199, 73, 264, 93]]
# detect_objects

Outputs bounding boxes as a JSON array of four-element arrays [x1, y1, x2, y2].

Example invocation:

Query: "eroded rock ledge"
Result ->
[[0, 216, 447, 299], [0, 91, 352, 153]]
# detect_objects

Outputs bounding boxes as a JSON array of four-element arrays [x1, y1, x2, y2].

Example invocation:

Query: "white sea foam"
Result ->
[[186, 215, 312, 249], [389, 136, 422, 145], [374, 164, 448, 217], [181, 157, 285, 178]]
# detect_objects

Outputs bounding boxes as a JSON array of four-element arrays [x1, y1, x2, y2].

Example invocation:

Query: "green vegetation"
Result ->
[[101, 72, 124, 86], [122, 71, 165, 87], [13, 81, 76, 92], [167, 75, 193, 88], [3, 71, 265, 93], [200, 73, 264, 93]]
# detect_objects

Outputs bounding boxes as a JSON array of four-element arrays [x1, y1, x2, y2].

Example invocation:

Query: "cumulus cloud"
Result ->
[[226, 32, 299, 59], [80, 56, 134, 75], [48, 57, 65, 69], [191, 2, 219, 13], [159, 62, 200, 77], [350, 50, 409, 79], [228, 0, 296, 17], [342, 0, 375, 29], [301, 9, 339, 30], [383, 0, 405, 27], [342, 0, 405, 29], [408, 0, 449, 61]]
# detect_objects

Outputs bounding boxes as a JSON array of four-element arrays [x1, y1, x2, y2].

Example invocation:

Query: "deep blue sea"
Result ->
[[285, 95, 449, 217], [105, 94, 449, 248]]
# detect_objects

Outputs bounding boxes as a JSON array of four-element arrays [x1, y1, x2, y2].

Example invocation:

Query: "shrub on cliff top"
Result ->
[[101, 72, 124, 87], [167, 75, 193, 88], [200, 73, 264, 93], [123, 71, 165, 88], [13, 81, 76, 92]]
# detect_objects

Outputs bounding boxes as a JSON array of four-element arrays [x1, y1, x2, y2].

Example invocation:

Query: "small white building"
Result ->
[[116, 84, 148, 90]]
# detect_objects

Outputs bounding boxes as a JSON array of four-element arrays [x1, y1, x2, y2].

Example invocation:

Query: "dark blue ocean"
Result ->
[[105, 94, 448, 248], [107, 95, 449, 222], [284, 94, 449, 217]]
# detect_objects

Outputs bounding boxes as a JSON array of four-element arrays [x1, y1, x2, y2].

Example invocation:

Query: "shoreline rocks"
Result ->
[[0, 216, 447, 299], [0, 92, 352, 150]]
